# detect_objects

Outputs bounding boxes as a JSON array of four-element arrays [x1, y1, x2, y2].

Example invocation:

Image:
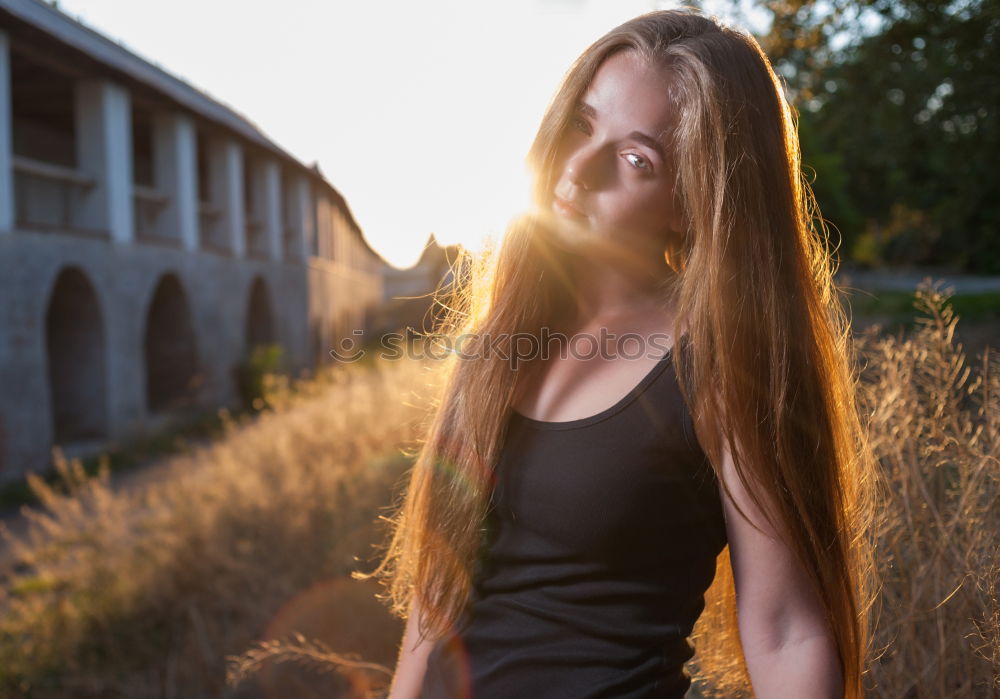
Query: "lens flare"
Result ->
[[256, 576, 400, 698]]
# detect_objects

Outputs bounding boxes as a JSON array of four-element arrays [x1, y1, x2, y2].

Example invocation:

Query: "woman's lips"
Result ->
[[553, 197, 585, 218]]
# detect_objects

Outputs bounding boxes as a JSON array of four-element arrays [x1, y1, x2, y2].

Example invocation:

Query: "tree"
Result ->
[[741, 0, 1000, 271]]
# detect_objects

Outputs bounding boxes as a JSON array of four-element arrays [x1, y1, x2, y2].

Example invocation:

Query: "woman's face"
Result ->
[[549, 50, 684, 255]]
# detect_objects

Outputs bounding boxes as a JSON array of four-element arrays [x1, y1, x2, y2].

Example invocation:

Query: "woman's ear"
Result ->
[[663, 229, 688, 274]]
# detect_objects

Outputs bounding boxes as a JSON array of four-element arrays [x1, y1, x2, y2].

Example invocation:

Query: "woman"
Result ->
[[360, 9, 877, 698]]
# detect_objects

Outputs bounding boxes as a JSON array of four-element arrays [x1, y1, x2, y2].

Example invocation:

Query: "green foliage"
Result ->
[[233, 344, 284, 412], [741, 0, 1000, 272]]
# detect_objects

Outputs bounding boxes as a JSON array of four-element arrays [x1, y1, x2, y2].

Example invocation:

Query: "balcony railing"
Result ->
[[245, 216, 268, 259], [133, 184, 175, 245], [198, 202, 229, 254], [13, 156, 103, 236]]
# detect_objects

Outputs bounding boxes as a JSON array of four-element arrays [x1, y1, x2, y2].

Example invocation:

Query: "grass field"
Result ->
[[0, 281, 996, 698]]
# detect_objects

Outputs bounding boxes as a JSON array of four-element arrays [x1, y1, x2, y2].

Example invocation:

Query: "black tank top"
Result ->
[[420, 341, 728, 698]]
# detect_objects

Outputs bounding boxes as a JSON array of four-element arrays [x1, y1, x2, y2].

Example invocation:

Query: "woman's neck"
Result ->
[[568, 252, 674, 324]]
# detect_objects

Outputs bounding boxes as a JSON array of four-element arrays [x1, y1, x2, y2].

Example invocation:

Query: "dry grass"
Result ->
[[853, 280, 998, 696], [0, 280, 996, 698], [0, 353, 441, 698]]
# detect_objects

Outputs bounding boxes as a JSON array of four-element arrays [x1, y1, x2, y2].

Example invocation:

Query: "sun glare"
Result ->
[[50, 0, 756, 268]]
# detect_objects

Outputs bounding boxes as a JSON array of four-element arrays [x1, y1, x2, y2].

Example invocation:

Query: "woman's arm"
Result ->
[[386, 598, 436, 699], [716, 436, 844, 698]]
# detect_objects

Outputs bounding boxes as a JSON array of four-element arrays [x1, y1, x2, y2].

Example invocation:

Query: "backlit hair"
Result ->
[[359, 9, 878, 697]]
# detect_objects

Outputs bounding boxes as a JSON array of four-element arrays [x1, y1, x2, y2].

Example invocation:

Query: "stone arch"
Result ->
[[144, 273, 199, 412], [245, 276, 275, 350], [45, 266, 109, 442]]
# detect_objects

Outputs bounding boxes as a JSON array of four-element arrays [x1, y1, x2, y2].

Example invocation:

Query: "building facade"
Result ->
[[378, 233, 464, 339], [0, 0, 389, 481]]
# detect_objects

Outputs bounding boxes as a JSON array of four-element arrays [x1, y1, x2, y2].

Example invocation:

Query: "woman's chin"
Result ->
[[541, 216, 669, 276], [538, 208, 599, 252], [557, 224, 622, 260]]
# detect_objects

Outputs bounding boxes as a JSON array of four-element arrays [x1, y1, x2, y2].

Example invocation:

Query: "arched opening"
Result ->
[[144, 274, 200, 412], [45, 267, 109, 442], [245, 276, 275, 350]]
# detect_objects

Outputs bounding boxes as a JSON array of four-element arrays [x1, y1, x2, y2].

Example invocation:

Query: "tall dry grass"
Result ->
[[0, 280, 996, 698], [0, 353, 443, 698], [853, 280, 998, 696], [689, 280, 998, 698]]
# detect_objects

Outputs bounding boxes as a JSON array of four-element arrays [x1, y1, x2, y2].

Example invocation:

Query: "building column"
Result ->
[[293, 174, 313, 260], [333, 209, 343, 263], [0, 31, 12, 233], [263, 160, 282, 261], [152, 111, 198, 251], [318, 195, 331, 260], [220, 139, 245, 257], [75, 79, 133, 244]]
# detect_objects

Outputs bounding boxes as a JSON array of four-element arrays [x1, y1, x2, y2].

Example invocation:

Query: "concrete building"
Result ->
[[377, 233, 465, 338], [0, 0, 390, 482]]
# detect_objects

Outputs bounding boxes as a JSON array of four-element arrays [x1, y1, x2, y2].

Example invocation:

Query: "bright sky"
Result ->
[[54, 0, 769, 268]]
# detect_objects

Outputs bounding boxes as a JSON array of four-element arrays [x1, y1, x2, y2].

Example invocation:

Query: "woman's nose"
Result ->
[[563, 144, 602, 190]]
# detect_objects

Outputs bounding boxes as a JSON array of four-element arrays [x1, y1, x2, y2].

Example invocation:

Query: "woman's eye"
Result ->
[[625, 153, 650, 171], [571, 116, 589, 133]]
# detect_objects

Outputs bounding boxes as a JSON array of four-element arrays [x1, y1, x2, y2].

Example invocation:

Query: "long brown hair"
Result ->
[[358, 9, 878, 697]]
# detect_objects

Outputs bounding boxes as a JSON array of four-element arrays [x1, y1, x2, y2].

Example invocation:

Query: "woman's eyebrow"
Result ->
[[576, 101, 667, 160]]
